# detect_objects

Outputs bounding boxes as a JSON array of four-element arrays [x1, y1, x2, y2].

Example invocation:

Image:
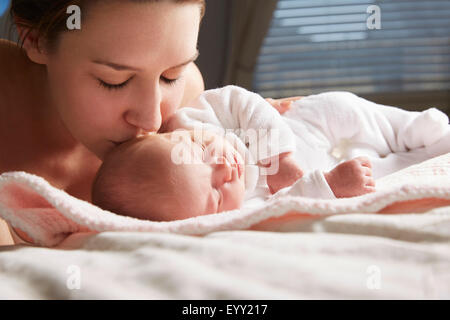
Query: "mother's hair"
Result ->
[[9, 0, 206, 52]]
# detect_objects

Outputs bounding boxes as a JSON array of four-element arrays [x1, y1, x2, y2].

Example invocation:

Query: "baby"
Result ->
[[91, 130, 374, 221], [92, 85, 449, 221]]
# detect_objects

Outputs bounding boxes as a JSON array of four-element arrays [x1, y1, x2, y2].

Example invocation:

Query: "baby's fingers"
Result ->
[[266, 96, 304, 114], [364, 176, 376, 187], [363, 185, 376, 194], [279, 96, 304, 103], [266, 98, 291, 114], [362, 166, 373, 177], [277, 100, 293, 113], [355, 156, 372, 168]]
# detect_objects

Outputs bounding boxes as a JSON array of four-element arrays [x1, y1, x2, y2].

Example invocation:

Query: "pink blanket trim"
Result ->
[[0, 153, 449, 247]]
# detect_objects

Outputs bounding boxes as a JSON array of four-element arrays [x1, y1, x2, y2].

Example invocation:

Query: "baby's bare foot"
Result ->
[[324, 157, 376, 198]]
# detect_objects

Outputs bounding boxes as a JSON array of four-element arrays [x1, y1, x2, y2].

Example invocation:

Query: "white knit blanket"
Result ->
[[0, 153, 449, 247]]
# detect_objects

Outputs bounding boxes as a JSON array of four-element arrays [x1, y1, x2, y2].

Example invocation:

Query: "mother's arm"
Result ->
[[0, 219, 14, 246], [180, 62, 205, 106]]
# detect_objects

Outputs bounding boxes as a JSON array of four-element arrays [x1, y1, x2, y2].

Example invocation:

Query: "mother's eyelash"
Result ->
[[161, 76, 180, 86], [98, 78, 131, 90]]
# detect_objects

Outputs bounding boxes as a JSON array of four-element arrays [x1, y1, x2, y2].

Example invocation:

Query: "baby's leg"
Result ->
[[368, 147, 443, 179], [290, 91, 449, 155], [289, 92, 450, 178], [368, 103, 449, 153]]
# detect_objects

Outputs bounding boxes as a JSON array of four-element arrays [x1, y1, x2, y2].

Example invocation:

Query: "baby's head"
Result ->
[[92, 130, 246, 221]]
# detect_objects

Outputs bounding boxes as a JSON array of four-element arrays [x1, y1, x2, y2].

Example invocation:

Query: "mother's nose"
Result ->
[[124, 86, 163, 133]]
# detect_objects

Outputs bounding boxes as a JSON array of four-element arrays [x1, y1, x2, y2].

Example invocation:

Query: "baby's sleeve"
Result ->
[[272, 170, 336, 199], [188, 85, 296, 162]]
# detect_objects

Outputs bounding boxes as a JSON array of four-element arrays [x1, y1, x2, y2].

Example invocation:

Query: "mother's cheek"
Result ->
[[162, 82, 186, 120]]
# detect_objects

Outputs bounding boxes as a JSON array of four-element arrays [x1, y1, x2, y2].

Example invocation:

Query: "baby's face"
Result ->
[[172, 130, 246, 216], [113, 130, 246, 221], [177, 131, 245, 213]]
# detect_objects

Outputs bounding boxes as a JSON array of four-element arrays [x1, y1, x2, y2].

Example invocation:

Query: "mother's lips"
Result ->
[[110, 140, 122, 146], [110, 139, 131, 147], [112, 132, 155, 145], [110, 134, 151, 146]]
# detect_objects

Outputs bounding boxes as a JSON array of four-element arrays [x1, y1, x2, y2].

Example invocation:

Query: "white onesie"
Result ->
[[171, 85, 450, 201], [283, 91, 450, 177]]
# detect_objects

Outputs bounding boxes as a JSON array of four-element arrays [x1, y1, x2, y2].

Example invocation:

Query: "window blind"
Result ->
[[253, 0, 450, 99]]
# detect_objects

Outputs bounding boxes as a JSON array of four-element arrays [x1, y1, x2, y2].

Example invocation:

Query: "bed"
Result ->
[[0, 153, 449, 299]]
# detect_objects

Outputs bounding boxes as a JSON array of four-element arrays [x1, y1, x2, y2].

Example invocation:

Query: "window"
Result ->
[[253, 0, 450, 111], [0, 0, 10, 18]]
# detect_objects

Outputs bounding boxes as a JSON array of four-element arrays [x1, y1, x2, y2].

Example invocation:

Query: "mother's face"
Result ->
[[42, 1, 201, 159]]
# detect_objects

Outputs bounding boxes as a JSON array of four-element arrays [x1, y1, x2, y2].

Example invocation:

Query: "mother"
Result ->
[[0, 0, 294, 244], [1, 0, 208, 202]]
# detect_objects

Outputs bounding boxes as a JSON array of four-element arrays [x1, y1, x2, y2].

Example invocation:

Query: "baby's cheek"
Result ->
[[233, 182, 247, 208]]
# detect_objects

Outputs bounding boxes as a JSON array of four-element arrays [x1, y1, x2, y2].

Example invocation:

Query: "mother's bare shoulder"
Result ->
[[0, 39, 25, 91], [0, 38, 27, 71], [0, 39, 34, 110], [0, 218, 14, 246]]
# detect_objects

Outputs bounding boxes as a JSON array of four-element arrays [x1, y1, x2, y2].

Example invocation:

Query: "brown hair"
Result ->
[[9, 0, 205, 52], [91, 135, 185, 221]]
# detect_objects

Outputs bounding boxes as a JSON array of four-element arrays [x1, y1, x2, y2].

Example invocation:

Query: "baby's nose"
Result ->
[[215, 157, 233, 183]]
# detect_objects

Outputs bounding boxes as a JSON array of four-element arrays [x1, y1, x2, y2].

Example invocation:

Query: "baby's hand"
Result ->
[[265, 96, 304, 114], [266, 153, 304, 194], [324, 157, 375, 198]]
